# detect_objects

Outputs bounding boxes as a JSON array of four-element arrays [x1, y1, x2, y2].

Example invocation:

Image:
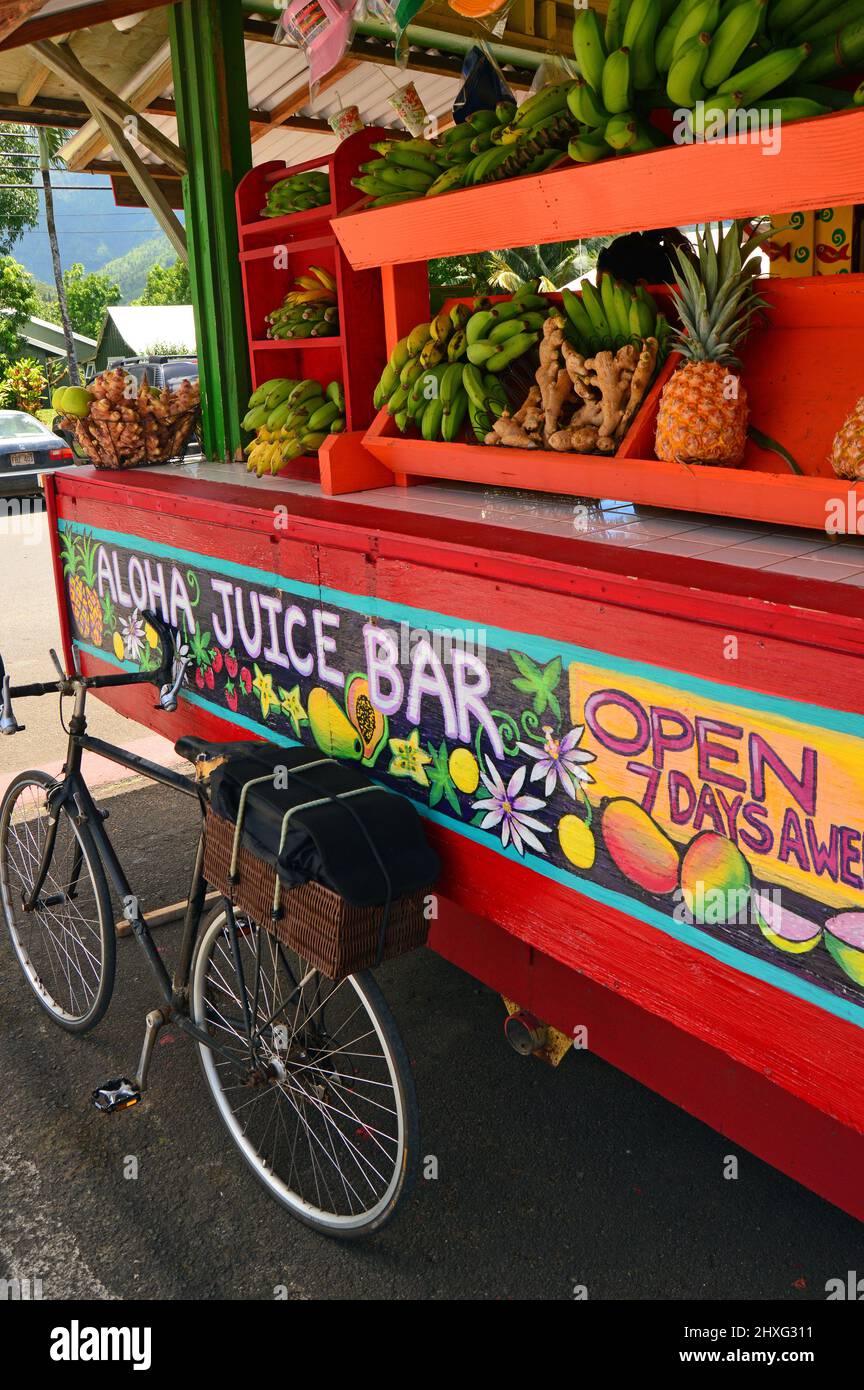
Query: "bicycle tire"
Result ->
[[190, 907, 420, 1239], [0, 770, 115, 1033]]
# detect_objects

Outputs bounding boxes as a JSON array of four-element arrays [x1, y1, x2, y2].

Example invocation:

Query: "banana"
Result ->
[[568, 130, 610, 162], [673, 0, 720, 60], [421, 396, 445, 441], [369, 193, 416, 208], [307, 400, 341, 432], [485, 374, 509, 416], [623, 0, 663, 89], [466, 309, 496, 344], [485, 332, 539, 371], [242, 406, 269, 431], [440, 363, 466, 412], [798, 0, 860, 43], [442, 388, 469, 442], [426, 167, 466, 197], [326, 381, 344, 411], [377, 165, 436, 192], [716, 40, 810, 101], [374, 361, 400, 408], [703, 0, 766, 87], [572, 6, 608, 91], [512, 81, 575, 128], [462, 364, 490, 413], [447, 330, 467, 361], [468, 396, 494, 442], [767, 0, 822, 37], [248, 378, 291, 407], [605, 112, 639, 148], [469, 130, 495, 155], [630, 292, 656, 337], [562, 288, 595, 344], [300, 432, 328, 452], [667, 31, 712, 106], [605, 0, 633, 50], [602, 48, 634, 114], [429, 310, 454, 343], [487, 317, 533, 344], [798, 21, 864, 81], [406, 322, 431, 355], [308, 265, 338, 291], [419, 338, 447, 369], [466, 108, 499, 132], [466, 340, 501, 366], [389, 337, 412, 372], [353, 175, 398, 197], [856, 80, 864, 105], [599, 272, 623, 337], [330, 417, 345, 434], [496, 100, 517, 123], [567, 76, 610, 126], [581, 278, 612, 339], [783, 82, 856, 109], [386, 384, 409, 416], [450, 302, 471, 330], [656, 0, 705, 73], [385, 146, 441, 178]]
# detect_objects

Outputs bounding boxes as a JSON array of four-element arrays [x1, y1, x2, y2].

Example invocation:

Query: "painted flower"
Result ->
[[120, 608, 145, 662], [472, 759, 551, 857], [253, 663, 278, 720], [388, 729, 432, 787], [278, 684, 307, 738], [172, 637, 191, 688], [516, 725, 596, 799]]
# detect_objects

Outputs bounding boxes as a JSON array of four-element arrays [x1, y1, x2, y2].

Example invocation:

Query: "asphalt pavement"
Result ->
[[2, 510, 864, 1300]]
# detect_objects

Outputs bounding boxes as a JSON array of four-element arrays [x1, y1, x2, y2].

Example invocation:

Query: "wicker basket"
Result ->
[[65, 410, 199, 470], [203, 808, 430, 980]]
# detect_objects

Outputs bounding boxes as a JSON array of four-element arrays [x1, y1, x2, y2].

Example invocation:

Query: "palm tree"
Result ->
[[36, 125, 80, 386], [485, 239, 617, 292]]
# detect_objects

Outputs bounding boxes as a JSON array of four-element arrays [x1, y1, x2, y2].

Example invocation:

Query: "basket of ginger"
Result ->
[[57, 368, 201, 470]]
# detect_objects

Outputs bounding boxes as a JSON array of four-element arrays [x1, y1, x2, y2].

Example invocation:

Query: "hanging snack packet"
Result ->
[[276, 0, 358, 100]]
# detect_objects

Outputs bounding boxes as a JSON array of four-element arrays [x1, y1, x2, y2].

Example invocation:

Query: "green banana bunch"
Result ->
[[797, 18, 864, 81], [674, 0, 720, 60], [656, 0, 705, 73], [796, 0, 860, 44], [568, 129, 610, 162], [605, 0, 634, 50], [512, 81, 577, 128], [667, 31, 712, 106], [567, 76, 610, 127]]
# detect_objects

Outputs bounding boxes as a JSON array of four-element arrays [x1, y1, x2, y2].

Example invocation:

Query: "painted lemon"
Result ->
[[558, 813, 595, 870], [112, 632, 124, 661], [145, 622, 158, 649], [449, 747, 479, 795]]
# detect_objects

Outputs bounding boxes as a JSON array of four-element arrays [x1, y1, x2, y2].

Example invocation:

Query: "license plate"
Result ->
[[10, 452, 35, 468]]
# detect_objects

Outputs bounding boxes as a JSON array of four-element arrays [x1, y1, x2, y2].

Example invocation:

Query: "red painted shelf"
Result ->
[[252, 337, 344, 350], [332, 108, 864, 269]]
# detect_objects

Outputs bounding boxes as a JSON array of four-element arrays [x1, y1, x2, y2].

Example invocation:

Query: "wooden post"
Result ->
[[169, 0, 252, 463]]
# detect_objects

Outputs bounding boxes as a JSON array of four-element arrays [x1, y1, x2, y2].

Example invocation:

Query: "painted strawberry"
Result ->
[[225, 648, 238, 679], [204, 666, 215, 690], [195, 668, 205, 690], [225, 679, 238, 712], [211, 648, 223, 675], [239, 666, 252, 695]]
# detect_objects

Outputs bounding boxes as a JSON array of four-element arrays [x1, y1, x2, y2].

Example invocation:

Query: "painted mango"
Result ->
[[601, 798, 679, 895], [824, 913, 864, 986], [307, 686, 363, 760], [345, 673, 388, 764], [680, 832, 751, 924], [754, 889, 821, 955]]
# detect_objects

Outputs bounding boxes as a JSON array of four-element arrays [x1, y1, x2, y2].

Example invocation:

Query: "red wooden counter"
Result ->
[[45, 460, 864, 1223]]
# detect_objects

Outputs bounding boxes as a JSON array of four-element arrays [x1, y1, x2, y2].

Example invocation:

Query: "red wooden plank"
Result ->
[[332, 110, 864, 268]]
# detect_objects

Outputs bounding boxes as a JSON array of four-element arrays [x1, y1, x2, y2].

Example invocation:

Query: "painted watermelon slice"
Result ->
[[824, 913, 864, 986], [754, 890, 822, 955]]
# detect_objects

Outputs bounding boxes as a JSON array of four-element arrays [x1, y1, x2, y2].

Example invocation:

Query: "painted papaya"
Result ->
[[601, 798, 679, 895], [307, 686, 363, 760], [344, 672, 388, 765]]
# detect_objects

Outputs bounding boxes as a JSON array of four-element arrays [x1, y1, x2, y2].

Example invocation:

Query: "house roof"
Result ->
[[1, 310, 97, 358], [99, 304, 196, 355]]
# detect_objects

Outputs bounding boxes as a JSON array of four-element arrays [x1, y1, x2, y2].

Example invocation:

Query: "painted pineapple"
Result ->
[[830, 398, 864, 482], [60, 530, 103, 647], [655, 222, 769, 469]]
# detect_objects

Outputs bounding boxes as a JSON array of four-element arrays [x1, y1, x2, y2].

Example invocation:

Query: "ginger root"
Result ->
[[584, 350, 630, 443], [548, 426, 600, 452], [486, 413, 539, 448]]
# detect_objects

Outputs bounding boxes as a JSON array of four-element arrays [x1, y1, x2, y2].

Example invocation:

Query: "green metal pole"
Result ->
[[170, 0, 251, 462]]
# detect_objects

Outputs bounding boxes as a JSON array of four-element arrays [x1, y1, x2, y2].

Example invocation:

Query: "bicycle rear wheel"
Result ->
[[0, 771, 114, 1033], [191, 909, 420, 1238]]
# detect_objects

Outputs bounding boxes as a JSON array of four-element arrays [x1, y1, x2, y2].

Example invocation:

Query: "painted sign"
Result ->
[[58, 520, 864, 1026]]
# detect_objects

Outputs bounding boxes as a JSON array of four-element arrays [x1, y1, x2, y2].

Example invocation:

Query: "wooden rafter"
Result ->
[[83, 98, 188, 263], [58, 41, 176, 171], [0, 0, 169, 53], [0, 89, 271, 127], [252, 56, 359, 143], [0, 0, 45, 48], [31, 38, 187, 174]]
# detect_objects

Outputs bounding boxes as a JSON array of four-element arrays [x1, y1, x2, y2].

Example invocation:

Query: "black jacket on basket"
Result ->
[[210, 742, 439, 908]]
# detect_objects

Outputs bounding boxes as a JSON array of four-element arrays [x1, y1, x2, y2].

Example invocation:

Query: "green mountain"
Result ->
[[101, 235, 178, 300]]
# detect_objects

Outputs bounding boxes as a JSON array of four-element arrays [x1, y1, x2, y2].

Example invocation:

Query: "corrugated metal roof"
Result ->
[[101, 305, 196, 354]]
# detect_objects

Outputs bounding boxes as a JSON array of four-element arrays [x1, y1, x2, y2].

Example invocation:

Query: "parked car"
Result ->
[[0, 410, 75, 497]]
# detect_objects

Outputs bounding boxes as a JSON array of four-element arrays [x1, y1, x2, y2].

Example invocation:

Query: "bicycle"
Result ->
[[0, 614, 419, 1239]]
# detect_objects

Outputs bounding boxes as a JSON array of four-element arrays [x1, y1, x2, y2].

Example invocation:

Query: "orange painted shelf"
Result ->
[[332, 109, 864, 269], [358, 277, 864, 532]]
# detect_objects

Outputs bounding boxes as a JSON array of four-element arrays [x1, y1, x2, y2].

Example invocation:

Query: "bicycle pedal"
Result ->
[[92, 1077, 141, 1113]]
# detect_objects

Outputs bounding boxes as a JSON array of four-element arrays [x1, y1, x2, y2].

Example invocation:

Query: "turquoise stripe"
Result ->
[[60, 517, 864, 738], [73, 635, 864, 1032]]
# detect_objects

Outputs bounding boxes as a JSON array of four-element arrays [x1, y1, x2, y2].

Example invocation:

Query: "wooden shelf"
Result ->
[[252, 337, 344, 350], [332, 108, 864, 269]]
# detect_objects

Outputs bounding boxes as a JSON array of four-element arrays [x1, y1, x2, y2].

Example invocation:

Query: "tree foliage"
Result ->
[[429, 238, 616, 293], [0, 122, 39, 255], [134, 259, 191, 306], [0, 254, 38, 359], [0, 357, 47, 414], [43, 262, 120, 341]]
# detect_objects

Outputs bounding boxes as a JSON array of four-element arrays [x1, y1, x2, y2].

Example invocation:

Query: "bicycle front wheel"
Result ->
[[191, 909, 420, 1238], [0, 771, 114, 1033]]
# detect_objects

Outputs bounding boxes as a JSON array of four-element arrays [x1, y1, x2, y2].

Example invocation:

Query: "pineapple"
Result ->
[[77, 533, 103, 648], [60, 531, 88, 642], [830, 398, 864, 482], [655, 222, 769, 470]]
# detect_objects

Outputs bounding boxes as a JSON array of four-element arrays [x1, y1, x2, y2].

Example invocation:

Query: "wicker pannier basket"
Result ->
[[65, 410, 199, 471], [203, 808, 430, 980]]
